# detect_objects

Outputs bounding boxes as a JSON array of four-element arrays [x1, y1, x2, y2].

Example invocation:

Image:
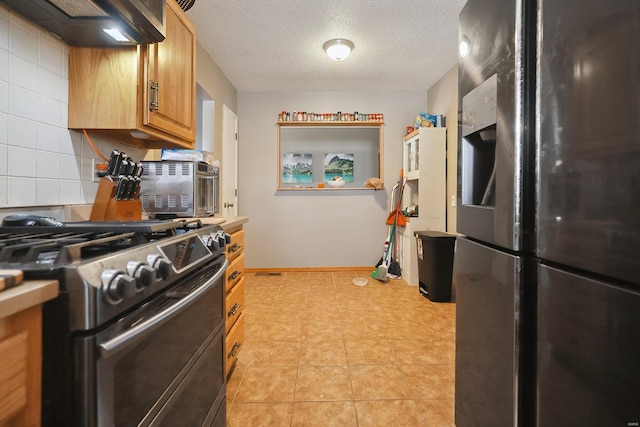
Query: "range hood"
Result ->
[[1, 0, 166, 46]]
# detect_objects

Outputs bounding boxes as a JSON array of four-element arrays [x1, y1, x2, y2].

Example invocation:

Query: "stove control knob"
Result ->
[[223, 232, 231, 244], [102, 269, 136, 304], [205, 234, 220, 251], [127, 261, 157, 290], [216, 231, 227, 250], [147, 254, 173, 280]]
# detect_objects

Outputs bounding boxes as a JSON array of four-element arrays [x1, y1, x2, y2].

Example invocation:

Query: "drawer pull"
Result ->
[[229, 243, 241, 253], [228, 341, 241, 358], [228, 303, 241, 317], [229, 270, 241, 281]]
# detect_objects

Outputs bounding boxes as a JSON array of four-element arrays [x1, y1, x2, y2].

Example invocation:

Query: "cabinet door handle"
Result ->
[[229, 270, 241, 281], [149, 80, 159, 111], [228, 303, 241, 317], [229, 243, 241, 253], [228, 341, 241, 358]]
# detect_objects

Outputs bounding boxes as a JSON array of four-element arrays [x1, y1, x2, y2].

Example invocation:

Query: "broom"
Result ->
[[371, 215, 397, 282]]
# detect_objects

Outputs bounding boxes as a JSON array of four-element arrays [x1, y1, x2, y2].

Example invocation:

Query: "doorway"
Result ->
[[222, 105, 238, 216]]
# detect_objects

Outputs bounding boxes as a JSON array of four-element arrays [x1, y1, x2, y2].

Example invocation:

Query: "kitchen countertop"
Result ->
[[177, 216, 249, 231], [0, 280, 59, 319]]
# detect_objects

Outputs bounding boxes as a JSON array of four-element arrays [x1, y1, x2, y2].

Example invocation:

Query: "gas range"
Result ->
[[1, 218, 230, 426], [0, 219, 229, 331]]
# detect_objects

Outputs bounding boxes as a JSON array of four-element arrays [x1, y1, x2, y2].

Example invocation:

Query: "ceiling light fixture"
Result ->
[[323, 39, 354, 61]]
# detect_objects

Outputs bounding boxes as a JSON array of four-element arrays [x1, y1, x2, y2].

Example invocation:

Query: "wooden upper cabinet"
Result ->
[[68, 0, 196, 149]]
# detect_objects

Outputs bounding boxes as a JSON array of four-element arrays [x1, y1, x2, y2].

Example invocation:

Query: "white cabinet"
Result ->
[[399, 127, 447, 285]]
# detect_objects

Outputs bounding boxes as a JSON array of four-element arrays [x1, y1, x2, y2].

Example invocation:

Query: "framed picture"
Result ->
[[281, 153, 313, 184], [324, 153, 354, 182]]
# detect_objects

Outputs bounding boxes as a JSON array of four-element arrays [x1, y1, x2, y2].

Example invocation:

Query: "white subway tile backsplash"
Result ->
[[0, 80, 7, 112], [61, 76, 68, 104], [8, 115, 37, 148], [0, 113, 6, 143], [7, 176, 36, 205], [39, 38, 64, 76], [61, 130, 80, 156], [0, 49, 8, 82], [37, 94, 63, 127], [8, 84, 37, 120], [0, 13, 8, 52], [81, 156, 94, 182], [0, 176, 6, 205], [0, 143, 6, 174], [38, 67, 62, 101], [9, 22, 38, 64], [7, 145, 37, 177], [60, 154, 80, 180], [37, 122, 62, 152], [36, 178, 60, 205], [81, 181, 99, 204], [60, 180, 81, 204], [37, 150, 60, 178], [10, 54, 38, 92]]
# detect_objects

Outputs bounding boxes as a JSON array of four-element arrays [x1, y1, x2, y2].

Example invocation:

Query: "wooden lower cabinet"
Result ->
[[224, 227, 245, 377], [225, 312, 245, 376], [0, 305, 42, 427]]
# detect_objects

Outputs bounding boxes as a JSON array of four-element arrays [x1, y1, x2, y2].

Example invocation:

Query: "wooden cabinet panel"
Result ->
[[144, 0, 196, 141], [0, 305, 42, 427], [225, 253, 244, 292], [225, 277, 245, 333], [225, 312, 245, 376], [226, 229, 245, 262], [68, 0, 196, 148]]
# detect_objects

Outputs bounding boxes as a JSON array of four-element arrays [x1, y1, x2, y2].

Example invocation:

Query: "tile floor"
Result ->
[[226, 270, 456, 426]]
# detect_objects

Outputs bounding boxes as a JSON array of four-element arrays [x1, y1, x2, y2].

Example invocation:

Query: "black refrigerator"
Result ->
[[454, 0, 640, 426]]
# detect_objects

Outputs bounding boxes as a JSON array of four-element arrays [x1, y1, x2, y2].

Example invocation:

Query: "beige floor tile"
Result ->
[[291, 401, 358, 427], [302, 320, 343, 340], [255, 320, 304, 341], [400, 364, 455, 400], [226, 364, 247, 402], [229, 269, 457, 424], [344, 339, 397, 365], [354, 400, 426, 427], [349, 364, 411, 400], [234, 366, 298, 402], [333, 271, 359, 279], [295, 365, 353, 401], [305, 309, 343, 322], [415, 399, 455, 427], [380, 320, 433, 340], [299, 340, 348, 366], [341, 320, 382, 340], [242, 340, 301, 366], [389, 339, 455, 365], [227, 402, 293, 427]]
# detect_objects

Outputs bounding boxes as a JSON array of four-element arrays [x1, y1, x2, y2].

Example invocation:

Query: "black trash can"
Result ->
[[415, 231, 456, 302]]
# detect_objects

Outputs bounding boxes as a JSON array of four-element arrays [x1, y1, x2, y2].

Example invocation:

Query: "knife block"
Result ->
[[90, 178, 142, 221]]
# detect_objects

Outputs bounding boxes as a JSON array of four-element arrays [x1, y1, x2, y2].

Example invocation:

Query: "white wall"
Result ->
[[427, 64, 459, 233], [0, 5, 147, 210], [238, 91, 425, 269]]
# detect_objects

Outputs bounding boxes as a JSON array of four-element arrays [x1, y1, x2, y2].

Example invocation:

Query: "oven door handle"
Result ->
[[99, 260, 228, 359]]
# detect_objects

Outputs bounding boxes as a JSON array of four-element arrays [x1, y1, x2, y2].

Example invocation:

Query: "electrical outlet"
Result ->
[[451, 195, 456, 207], [92, 159, 98, 182]]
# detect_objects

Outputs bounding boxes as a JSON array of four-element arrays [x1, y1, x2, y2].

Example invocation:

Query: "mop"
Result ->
[[371, 219, 396, 282]]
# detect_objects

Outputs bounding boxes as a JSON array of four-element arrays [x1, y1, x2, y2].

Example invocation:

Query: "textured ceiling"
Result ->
[[186, 0, 468, 92]]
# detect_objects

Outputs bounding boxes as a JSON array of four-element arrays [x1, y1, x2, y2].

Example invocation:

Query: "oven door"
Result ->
[[74, 260, 228, 427]]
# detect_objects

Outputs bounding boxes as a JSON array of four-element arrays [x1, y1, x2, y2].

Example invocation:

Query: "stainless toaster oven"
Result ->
[[140, 160, 219, 218]]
